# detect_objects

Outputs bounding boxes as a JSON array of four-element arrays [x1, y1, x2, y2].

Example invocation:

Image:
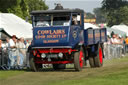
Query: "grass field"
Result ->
[[1, 56, 128, 85]]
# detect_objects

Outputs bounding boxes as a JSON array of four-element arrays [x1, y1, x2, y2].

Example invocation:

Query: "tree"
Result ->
[[101, 0, 128, 26], [26, 0, 48, 13], [118, 6, 128, 25], [85, 12, 95, 19], [0, 0, 48, 20], [20, 0, 29, 19], [102, 0, 128, 11], [93, 7, 106, 24]]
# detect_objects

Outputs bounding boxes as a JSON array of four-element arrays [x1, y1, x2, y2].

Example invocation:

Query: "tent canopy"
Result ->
[[107, 27, 126, 37], [111, 24, 128, 34], [0, 13, 32, 39], [84, 23, 99, 29]]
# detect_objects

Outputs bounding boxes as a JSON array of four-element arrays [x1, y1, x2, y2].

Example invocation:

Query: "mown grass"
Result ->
[[48, 67, 128, 85], [40, 56, 128, 85], [1, 56, 128, 85], [0, 70, 25, 80]]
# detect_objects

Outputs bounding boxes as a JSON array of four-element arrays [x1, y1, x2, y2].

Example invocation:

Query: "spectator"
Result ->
[[110, 34, 119, 44], [0, 39, 2, 55], [120, 37, 125, 56], [125, 35, 128, 52], [8, 35, 18, 69], [18, 37, 26, 67], [16, 39, 21, 67], [110, 34, 121, 58], [111, 31, 114, 38], [25, 40, 30, 48], [0, 40, 2, 48], [104, 36, 111, 59]]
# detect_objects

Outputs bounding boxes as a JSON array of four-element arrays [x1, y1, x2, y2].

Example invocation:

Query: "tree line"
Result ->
[[102, 0, 128, 26], [86, 0, 128, 26], [0, 0, 128, 26], [0, 0, 48, 20]]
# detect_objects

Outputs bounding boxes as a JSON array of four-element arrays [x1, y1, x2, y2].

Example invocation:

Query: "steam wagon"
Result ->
[[29, 5, 107, 71]]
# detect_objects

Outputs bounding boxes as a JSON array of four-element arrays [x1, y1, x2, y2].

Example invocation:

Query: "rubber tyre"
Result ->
[[74, 47, 84, 71], [94, 44, 103, 67], [89, 57, 95, 67], [53, 64, 66, 70], [29, 53, 42, 72]]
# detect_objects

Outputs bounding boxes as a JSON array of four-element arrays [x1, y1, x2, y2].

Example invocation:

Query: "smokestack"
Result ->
[[54, 3, 63, 10]]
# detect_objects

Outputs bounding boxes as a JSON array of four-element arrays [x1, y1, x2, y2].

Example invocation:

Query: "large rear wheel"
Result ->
[[74, 47, 84, 71], [94, 44, 103, 67]]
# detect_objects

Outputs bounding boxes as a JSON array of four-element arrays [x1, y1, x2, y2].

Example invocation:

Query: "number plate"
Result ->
[[47, 54, 58, 58]]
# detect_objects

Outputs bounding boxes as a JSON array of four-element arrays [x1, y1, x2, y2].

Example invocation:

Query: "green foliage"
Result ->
[[93, 8, 106, 24], [26, 0, 48, 12], [0, 0, 48, 20], [102, 0, 128, 11], [101, 0, 128, 26], [118, 6, 128, 25], [85, 12, 95, 19]]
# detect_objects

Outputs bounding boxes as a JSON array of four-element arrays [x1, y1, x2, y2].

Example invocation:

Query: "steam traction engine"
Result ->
[[29, 5, 107, 71]]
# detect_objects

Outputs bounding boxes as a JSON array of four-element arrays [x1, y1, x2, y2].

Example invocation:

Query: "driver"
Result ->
[[72, 16, 78, 25], [36, 19, 49, 27]]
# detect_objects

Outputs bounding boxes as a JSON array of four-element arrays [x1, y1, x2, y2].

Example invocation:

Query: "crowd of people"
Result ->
[[104, 32, 128, 59], [0, 35, 31, 70], [0, 32, 128, 70], [107, 34, 125, 45]]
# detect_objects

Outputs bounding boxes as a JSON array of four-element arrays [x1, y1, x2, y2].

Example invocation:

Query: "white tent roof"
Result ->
[[111, 24, 128, 34], [0, 13, 32, 39], [84, 23, 99, 29], [107, 27, 126, 37]]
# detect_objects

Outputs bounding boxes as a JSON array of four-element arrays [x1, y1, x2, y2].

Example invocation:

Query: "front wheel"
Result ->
[[74, 47, 84, 71]]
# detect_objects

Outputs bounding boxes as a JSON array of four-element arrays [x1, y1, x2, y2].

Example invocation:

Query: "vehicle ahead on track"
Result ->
[[29, 4, 107, 71]]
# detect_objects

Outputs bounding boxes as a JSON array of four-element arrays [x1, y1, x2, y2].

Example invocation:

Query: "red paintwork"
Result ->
[[32, 48, 77, 57], [33, 48, 77, 64], [36, 48, 77, 54], [79, 50, 84, 68], [35, 60, 73, 64], [99, 48, 103, 64]]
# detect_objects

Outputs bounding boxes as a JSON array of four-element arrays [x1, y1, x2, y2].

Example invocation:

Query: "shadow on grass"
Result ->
[[0, 65, 91, 72], [24, 66, 90, 72]]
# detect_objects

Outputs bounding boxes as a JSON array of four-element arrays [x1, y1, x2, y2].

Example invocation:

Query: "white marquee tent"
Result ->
[[111, 24, 128, 34], [84, 23, 99, 29], [0, 13, 32, 39], [107, 27, 126, 37]]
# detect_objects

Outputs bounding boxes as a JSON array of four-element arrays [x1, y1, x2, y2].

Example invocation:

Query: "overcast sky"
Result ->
[[45, 0, 103, 13]]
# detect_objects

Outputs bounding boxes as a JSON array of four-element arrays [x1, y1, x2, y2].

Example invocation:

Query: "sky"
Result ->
[[45, 0, 103, 13]]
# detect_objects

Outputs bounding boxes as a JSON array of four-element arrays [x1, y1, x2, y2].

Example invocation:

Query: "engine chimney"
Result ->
[[54, 3, 63, 10]]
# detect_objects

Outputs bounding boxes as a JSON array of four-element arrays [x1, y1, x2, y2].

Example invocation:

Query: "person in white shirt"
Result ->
[[8, 35, 18, 69], [18, 37, 26, 67], [110, 34, 122, 58], [111, 34, 120, 44]]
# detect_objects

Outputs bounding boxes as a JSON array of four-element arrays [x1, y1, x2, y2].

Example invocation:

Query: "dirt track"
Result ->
[[1, 57, 128, 85]]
